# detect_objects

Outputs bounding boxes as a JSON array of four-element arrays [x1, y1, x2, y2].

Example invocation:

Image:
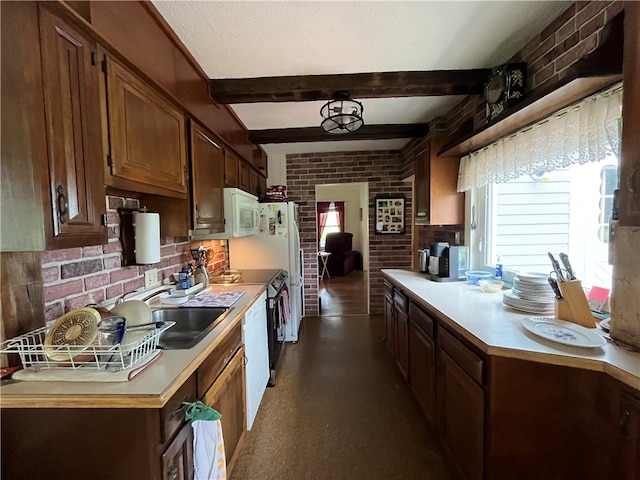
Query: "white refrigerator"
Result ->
[[228, 202, 304, 341]]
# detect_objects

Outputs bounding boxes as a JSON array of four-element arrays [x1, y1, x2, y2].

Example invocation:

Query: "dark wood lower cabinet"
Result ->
[[383, 284, 395, 354], [408, 322, 436, 424], [1, 330, 246, 479], [437, 349, 484, 480], [394, 302, 409, 380], [163, 422, 194, 480], [202, 346, 246, 470], [617, 392, 640, 478], [385, 281, 640, 480]]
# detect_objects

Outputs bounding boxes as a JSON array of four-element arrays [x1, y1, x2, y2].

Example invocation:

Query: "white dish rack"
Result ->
[[0, 322, 174, 372]]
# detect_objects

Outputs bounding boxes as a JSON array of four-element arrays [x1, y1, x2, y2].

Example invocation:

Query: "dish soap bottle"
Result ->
[[178, 266, 191, 290]]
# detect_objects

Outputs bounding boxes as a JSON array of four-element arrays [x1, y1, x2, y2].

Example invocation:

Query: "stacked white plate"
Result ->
[[503, 272, 555, 314]]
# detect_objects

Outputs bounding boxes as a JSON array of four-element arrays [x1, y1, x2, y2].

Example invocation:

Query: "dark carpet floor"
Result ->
[[230, 314, 455, 480]]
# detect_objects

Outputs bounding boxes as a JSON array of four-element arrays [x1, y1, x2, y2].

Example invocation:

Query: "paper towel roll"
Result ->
[[134, 212, 160, 264]]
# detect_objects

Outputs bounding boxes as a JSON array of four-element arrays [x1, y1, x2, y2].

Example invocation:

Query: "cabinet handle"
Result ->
[[416, 212, 427, 217], [627, 164, 640, 201], [619, 408, 632, 437], [243, 355, 248, 366], [167, 465, 178, 480], [57, 185, 68, 224]]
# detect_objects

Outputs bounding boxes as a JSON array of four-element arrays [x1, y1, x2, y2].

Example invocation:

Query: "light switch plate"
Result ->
[[144, 268, 158, 289]]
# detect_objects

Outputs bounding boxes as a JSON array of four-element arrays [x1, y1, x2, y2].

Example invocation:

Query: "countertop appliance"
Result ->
[[430, 245, 469, 282], [191, 188, 259, 240], [428, 242, 449, 276], [418, 249, 430, 273], [228, 202, 304, 343]]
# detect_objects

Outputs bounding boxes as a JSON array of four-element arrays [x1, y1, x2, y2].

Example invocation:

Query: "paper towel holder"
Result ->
[[117, 207, 157, 267]]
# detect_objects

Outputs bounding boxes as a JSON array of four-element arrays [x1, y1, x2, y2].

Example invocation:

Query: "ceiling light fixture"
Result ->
[[320, 91, 364, 134]]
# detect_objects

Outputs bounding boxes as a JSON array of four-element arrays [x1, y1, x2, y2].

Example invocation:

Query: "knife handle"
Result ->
[[559, 253, 576, 280], [548, 252, 565, 282]]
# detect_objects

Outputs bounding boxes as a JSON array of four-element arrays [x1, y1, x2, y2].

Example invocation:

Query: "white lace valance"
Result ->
[[457, 83, 623, 192]]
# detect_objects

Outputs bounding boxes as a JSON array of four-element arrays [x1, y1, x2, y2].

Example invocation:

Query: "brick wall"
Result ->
[[286, 151, 412, 315], [42, 195, 229, 322], [444, 1, 623, 138]]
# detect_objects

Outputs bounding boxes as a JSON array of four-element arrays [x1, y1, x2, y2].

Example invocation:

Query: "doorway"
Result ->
[[315, 182, 369, 315]]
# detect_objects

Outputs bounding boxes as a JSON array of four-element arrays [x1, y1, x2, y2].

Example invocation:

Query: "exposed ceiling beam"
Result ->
[[249, 124, 428, 144], [210, 70, 491, 104]]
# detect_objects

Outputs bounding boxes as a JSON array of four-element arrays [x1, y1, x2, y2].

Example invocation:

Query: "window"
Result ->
[[317, 201, 344, 249], [478, 155, 617, 289], [462, 84, 622, 291]]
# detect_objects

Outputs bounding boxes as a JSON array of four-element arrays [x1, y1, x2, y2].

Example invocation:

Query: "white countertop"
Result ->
[[382, 269, 640, 390], [0, 284, 267, 408]]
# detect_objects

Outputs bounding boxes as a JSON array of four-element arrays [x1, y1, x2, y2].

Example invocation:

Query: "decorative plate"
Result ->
[[44, 307, 101, 361], [521, 316, 606, 348]]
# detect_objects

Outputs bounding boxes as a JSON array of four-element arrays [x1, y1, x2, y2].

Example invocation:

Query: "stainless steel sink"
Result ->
[[152, 307, 230, 349]]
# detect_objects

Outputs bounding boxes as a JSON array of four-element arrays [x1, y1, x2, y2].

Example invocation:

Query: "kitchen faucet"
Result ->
[[116, 287, 174, 305]]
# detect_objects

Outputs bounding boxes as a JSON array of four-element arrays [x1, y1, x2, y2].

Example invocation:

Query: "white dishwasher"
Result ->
[[243, 291, 269, 430]]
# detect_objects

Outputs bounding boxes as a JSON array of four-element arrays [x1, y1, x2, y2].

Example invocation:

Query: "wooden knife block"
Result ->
[[554, 280, 597, 328]]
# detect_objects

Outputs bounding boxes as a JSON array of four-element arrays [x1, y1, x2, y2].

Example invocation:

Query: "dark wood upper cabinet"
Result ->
[[102, 51, 188, 199], [620, 2, 640, 226], [224, 150, 239, 188], [239, 158, 251, 192], [189, 122, 224, 234], [414, 137, 464, 225], [38, 6, 107, 249]]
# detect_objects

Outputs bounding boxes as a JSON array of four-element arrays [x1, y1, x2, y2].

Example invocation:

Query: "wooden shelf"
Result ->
[[440, 11, 624, 158], [439, 74, 621, 157]]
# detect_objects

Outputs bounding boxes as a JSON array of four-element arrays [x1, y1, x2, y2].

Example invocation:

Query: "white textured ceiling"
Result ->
[[152, 1, 571, 155]]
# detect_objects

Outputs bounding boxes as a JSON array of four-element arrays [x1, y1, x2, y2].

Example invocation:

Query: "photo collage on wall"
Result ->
[[375, 196, 405, 234]]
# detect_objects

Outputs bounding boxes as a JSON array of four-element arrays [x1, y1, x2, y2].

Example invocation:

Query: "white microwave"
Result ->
[[191, 188, 260, 239]]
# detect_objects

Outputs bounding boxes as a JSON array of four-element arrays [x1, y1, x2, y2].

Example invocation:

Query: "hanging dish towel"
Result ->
[[281, 285, 291, 326], [183, 401, 226, 480]]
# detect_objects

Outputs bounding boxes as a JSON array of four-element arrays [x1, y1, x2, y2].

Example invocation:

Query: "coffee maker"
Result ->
[[429, 242, 469, 282]]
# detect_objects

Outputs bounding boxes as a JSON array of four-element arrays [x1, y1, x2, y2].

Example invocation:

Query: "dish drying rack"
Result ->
[[0, 322, 174, 372]]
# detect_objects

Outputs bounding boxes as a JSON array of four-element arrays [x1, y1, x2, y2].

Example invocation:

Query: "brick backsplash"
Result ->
[[42, 196, 229, 322], [286, 150, 412, 316]]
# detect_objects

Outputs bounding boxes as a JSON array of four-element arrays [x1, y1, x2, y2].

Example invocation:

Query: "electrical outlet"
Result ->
[[144, 268, 158, 289]]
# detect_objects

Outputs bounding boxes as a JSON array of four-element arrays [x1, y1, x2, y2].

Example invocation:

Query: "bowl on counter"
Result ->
[[465, 270, 493, 285], [477, 279, 504, 292]]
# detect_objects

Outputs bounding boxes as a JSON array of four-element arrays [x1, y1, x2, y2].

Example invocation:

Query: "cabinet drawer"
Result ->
[[409, 301, 434, 339], [197, 322, 242, 398], [393, 289, 408, 312], [160, 374, 197, 445], [383, 280, 393, 297], [438, 327, 484, 385]]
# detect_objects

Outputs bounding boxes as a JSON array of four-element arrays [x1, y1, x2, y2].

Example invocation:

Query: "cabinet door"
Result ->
[[414, 146, 430, 222], [39, 6, 107, 249], [224, 151, 239, 187], [239, 160, 251, 192], [103, 53, 187, 198], [394, 304, 409, 380], [617, 393, 640, 479], [409, 323, 436, 425], [437, 349, 484, 480], [202, 347, 246, 468], [414, 138, 464, 225], [190, 123, 224, 233], [249, 168, 261, 198], [162, 422, 194, 480], [620, 2, 640, 225], [384, 293, 395, 354]]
